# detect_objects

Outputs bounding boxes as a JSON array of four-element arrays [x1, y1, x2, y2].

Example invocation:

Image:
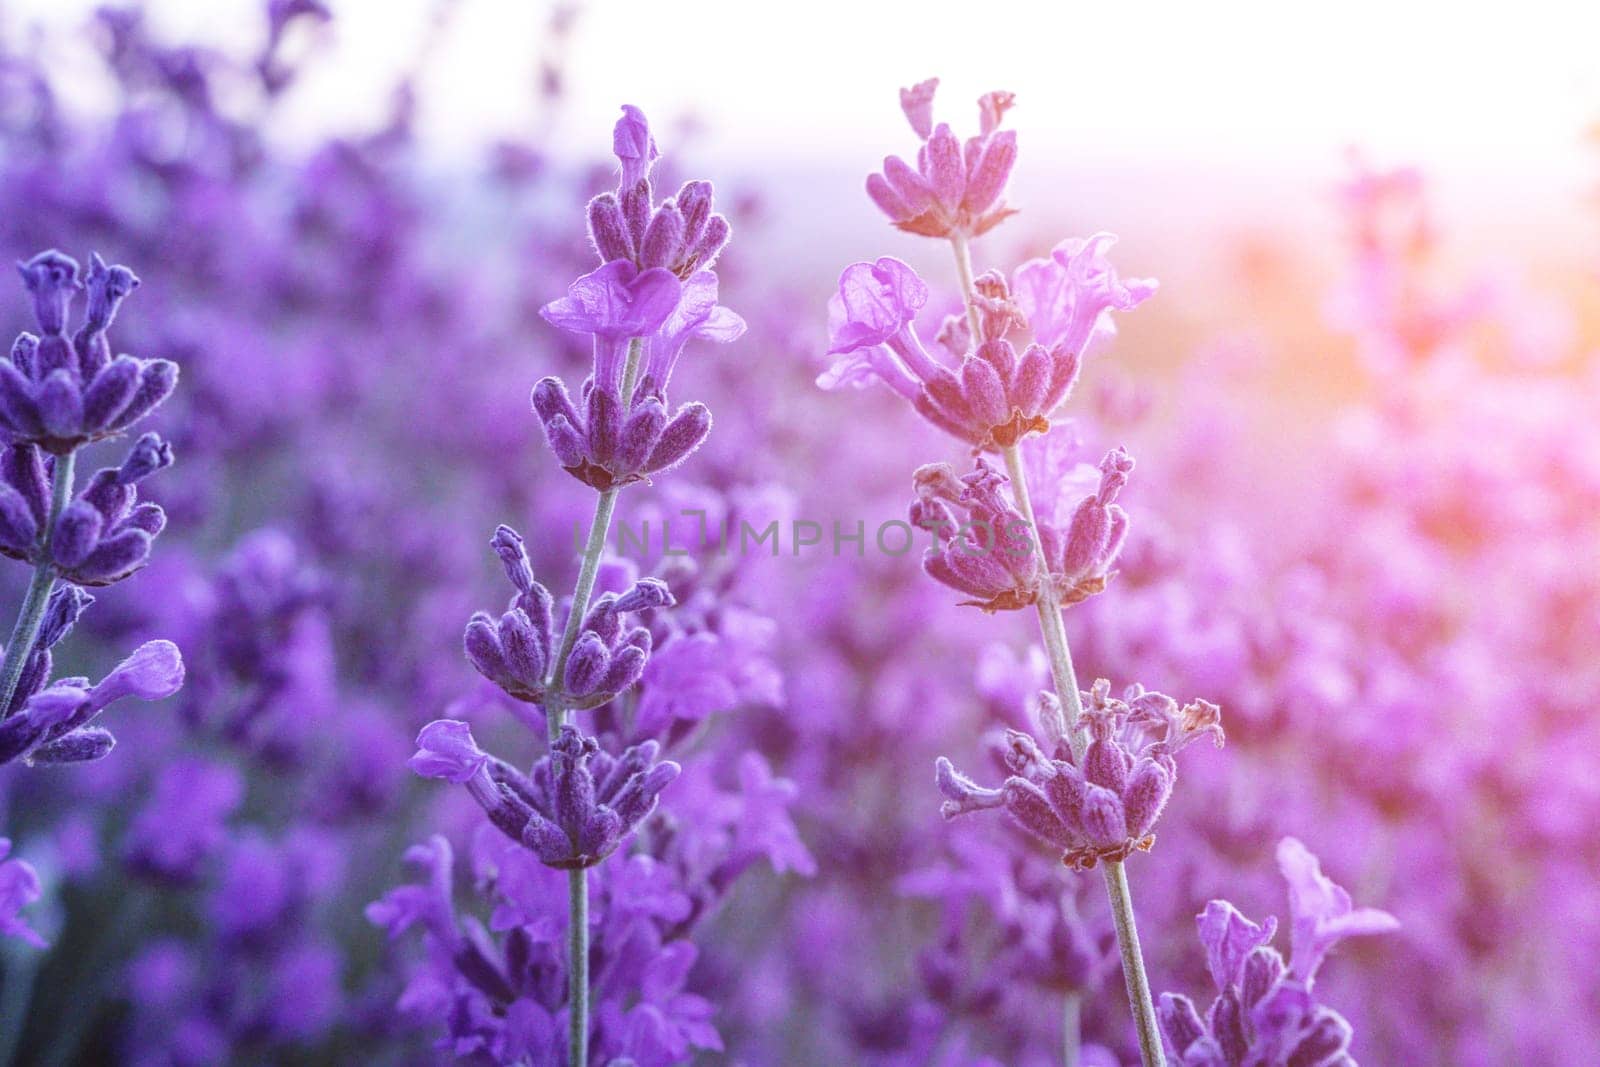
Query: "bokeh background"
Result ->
[[0, 0, 1596, 1064]]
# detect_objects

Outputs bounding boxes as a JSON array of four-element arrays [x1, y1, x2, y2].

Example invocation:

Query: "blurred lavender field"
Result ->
[[0, 2, 1595, 1065]]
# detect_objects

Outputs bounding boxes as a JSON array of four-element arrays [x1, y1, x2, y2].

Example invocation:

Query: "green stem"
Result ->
[[0, 944, 39, 1067], [1102, 859, 1164, 1066], [949, 231, 984, 343], [955, 209, 1160, 1062], [1002, 444, 1165, 1067], [541, 336, 645, 1067], [543, 487, 619, 745], [999, 445, 1086, 757], [567, 864, 590, 1066], [1062, 989, 1081, 1067], [0, 451, 76, 717]]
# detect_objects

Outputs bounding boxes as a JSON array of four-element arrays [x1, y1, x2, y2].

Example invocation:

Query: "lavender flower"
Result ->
[[587, 106, 732, 279], [1012, 234, 1158, 356], [909, 459, 1038, 611], [1157, 839, 1399, 1066], [911, 448, 1133, 611], [865, 79, 1018, 239], [48, 432, 173, 585], [410, 721, 679, 870], [2, 251, 177, 453], [462, 524, 672, 708], [819, 251, 1151, 449], [0, 636, 181, 767], [534, 108, 743, 491], [938, 681, 1222, 870]]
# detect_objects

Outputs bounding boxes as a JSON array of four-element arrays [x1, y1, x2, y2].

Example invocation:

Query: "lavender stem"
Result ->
[[953, 223, 1164, 1065], [1102, 859, 1163, 1065], [540, 335, 645, 1067], [0, 450, 75, 716], [1063, 990, 1081, 1067]]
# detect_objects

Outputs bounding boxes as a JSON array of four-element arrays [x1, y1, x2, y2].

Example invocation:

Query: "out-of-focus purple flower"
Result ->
[[123, 758, 244, 884], [0, 838, 45, 947], [1277, 836, 1400, 984], [938, 679, 1222, 870], [2, 251, 178, 453], [1158, 839, 1398, 1067], [865, 79, 1018, 239]]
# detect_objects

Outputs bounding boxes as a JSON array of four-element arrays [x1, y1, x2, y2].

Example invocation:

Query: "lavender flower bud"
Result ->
[[81, 357, 142, 432], [616, 397, 667, 474], [10, 334, 37, 377], [0, 485, 37, 555], [37, 371, 83, 439], [1157, 993, 1207, 1057], [900, 78, 938, 139], [16, 250, 81, 335], [688, 215, 731, 272], [0, 363, 40, 437], [644, 402, 711, 473], [70, 528, 152, 585], [925, 124, 966, 211], [961, 129, 1017, 216], [37, 586, 92, 650], [51, 500, 103, 568], [586, 193, 634, 263], [676, 181, 713, 248], [117, 434, 174, 484], [563, 632, 609, 697], [79, 252, 139, 332], [639, 202, 685, 271], [490, 525, 534, 594], [612, 105, 658, 190], [614, 577, 672, 612], [107, 360, 179, 433], [463, 614, 510, 682], [498, 609, 547, 688], [26, 725, 115, 765], [1123, 758, 1174, 837]]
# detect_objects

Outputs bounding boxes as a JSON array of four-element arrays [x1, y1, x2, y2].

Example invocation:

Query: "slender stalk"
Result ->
[[1002, 436, 1166, 1066], [0, 945, 39, 1067], [949, 232, 984, 343], [1062, 990, 1081, 1067], [566, 858, 590, 1066], [544, 487, 618, 744], [540, 336, 645, 1067], [999, 445, 1085, 755], [1102, 859, 1164, 1065], [0, 451, 76, 717], [953, 228, 1165, 1065]]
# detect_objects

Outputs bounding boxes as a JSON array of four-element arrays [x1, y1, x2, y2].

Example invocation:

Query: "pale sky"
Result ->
[[8, 0, 1600, 253], [11, 0, 1600, 170]]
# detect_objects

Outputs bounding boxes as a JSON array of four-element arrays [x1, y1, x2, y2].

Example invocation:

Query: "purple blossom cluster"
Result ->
[[0, 6, 1589, 1066]]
